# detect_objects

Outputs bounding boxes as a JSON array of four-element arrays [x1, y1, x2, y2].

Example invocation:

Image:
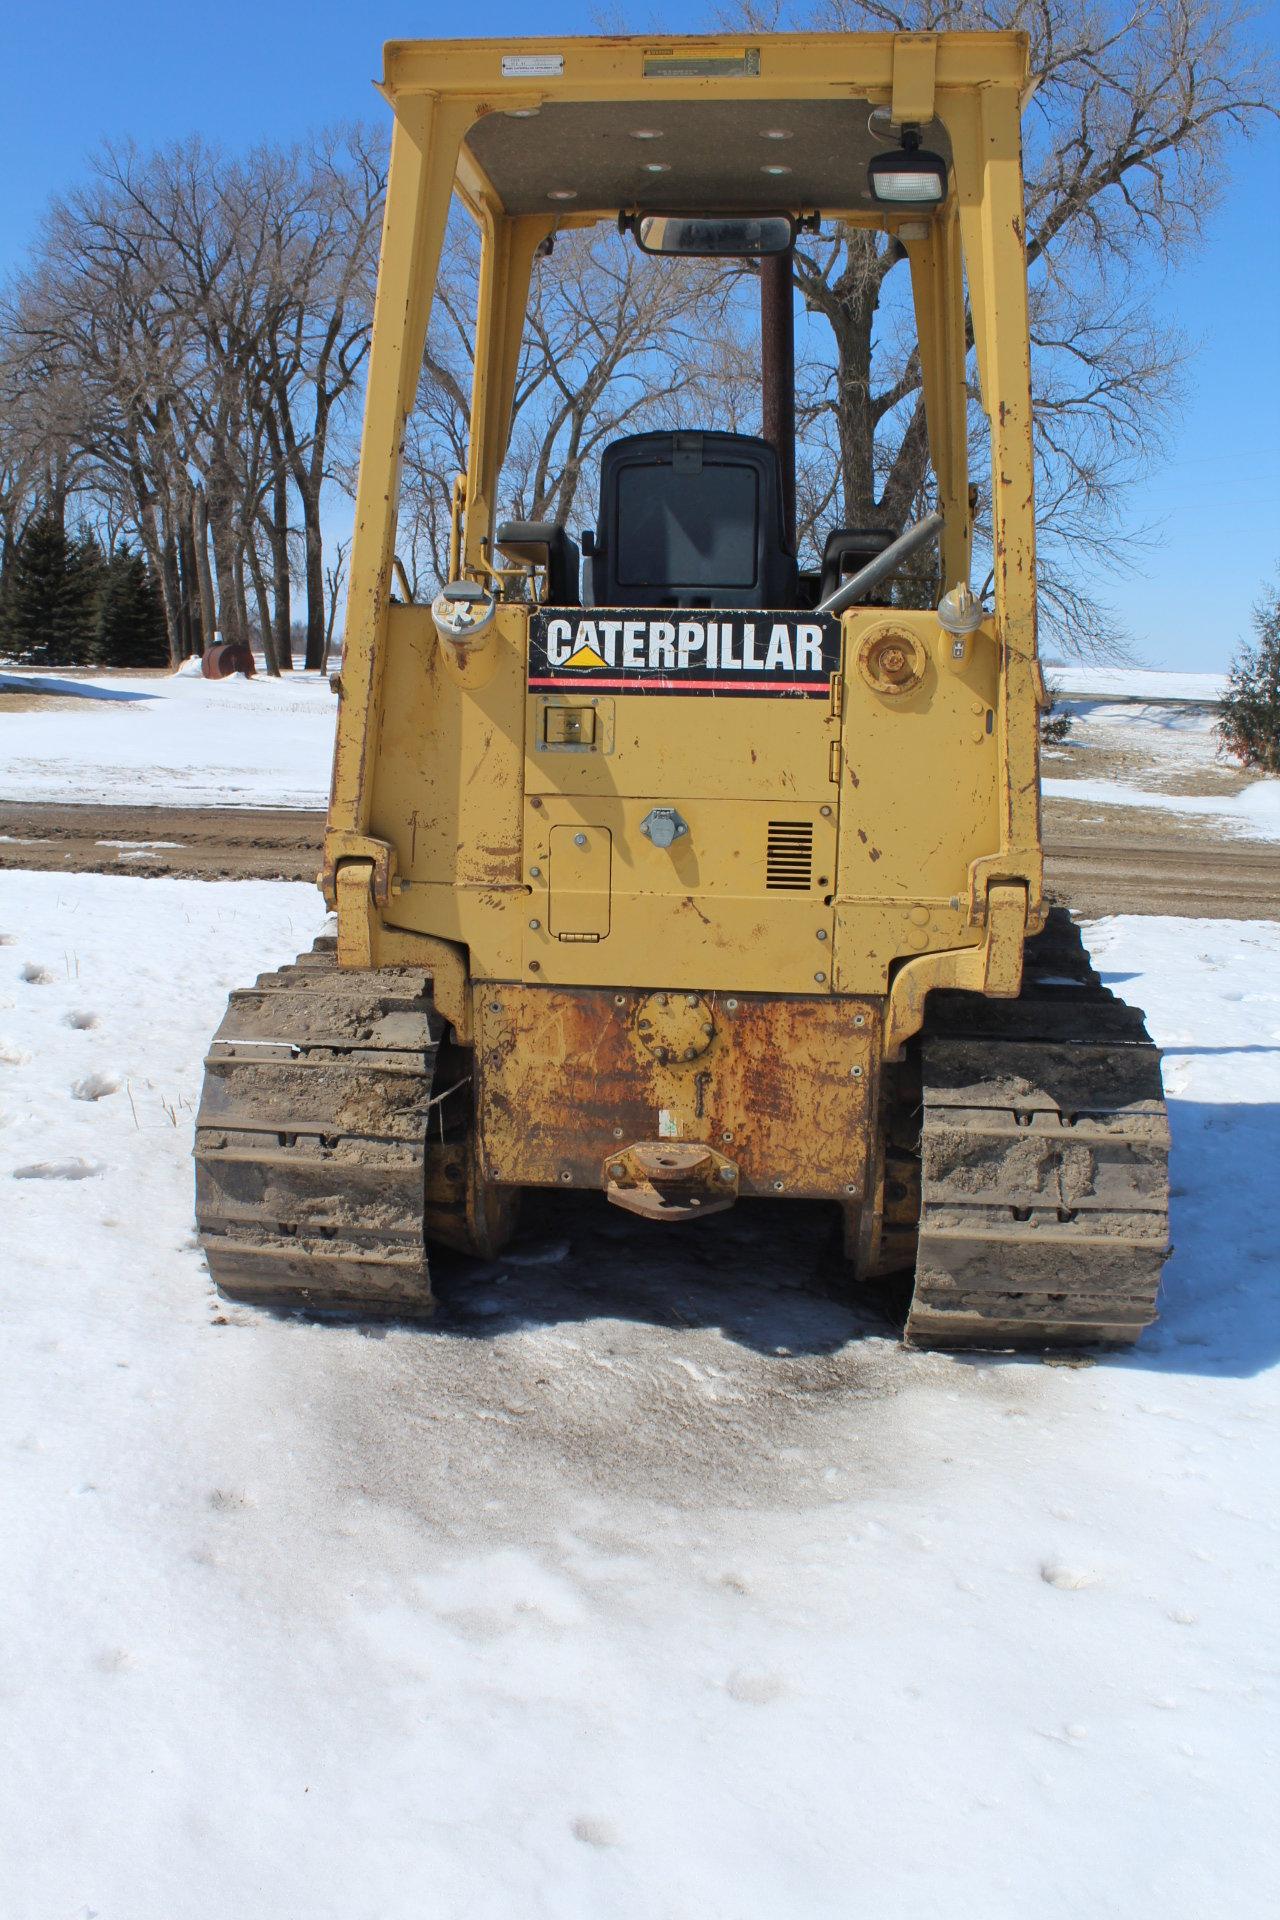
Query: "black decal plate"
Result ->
[[529, 609, 841, 696]]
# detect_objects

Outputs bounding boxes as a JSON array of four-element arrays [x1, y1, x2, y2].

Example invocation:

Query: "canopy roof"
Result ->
[[465, 98, 951, 219], [378, 33, 1030, 221]]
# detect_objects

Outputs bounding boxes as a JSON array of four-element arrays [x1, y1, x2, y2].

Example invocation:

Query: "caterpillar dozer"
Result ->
[[195, 30, 1170, 1348]]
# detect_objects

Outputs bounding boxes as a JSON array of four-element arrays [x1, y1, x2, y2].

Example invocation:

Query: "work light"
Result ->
[[868, 128, 948, 205]]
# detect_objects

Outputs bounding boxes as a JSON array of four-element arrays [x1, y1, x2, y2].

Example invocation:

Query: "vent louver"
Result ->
[[766, 820, 814, 891]]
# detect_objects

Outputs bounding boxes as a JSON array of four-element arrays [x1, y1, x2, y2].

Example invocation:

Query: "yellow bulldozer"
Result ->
[[195, 30, 1170, 1348]]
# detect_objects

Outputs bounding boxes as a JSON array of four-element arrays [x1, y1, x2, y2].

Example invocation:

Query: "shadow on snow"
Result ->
[[424, 1192, 902, 1361], [0, 673, 159, 703], [408, 1096, 1280, 1380]]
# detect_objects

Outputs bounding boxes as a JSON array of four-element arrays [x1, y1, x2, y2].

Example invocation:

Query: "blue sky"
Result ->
[[1, 1, 1276, 669]]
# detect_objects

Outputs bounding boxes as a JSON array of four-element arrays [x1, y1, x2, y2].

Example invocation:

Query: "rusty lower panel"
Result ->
[[473, 985, 881, 1199]]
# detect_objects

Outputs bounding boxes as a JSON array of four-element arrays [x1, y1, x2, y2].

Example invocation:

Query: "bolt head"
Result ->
[[853, 1013, 865, 1027], [851, 1065, 863, 1078], [816, 929, 828, 941], [529, 865, 541, 878], [574, 832, 587, 847], [529, 918, 541, 931], [725, 998, 738, 1012], [685, 993, 698, 1006], [609, 1163, 625, 1179], [612, 1127, 624, 1139], [718, 1166, 735, 1183], [488, 1000, 501, 1013], [772, 1178, 785, 1192], [814, 971, 827, 984]]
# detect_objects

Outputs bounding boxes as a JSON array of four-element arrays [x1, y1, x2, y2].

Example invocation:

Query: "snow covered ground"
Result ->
[[0, 663, 335, 809], [6, 658, 1279, 845], [4, 659, 1279, 843], [1040, 675, 1280, 843], [1, 872, 1277, 1919], [1044, 666, 1226, 704], [1044, 770, 1280, 839]]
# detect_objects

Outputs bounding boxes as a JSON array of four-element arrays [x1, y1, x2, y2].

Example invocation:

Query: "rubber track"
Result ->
[[194, 938, 442, 1315], [905, 908, 1170, 1350]]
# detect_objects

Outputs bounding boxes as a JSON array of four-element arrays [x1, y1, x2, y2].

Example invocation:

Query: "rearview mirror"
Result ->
[[627, 213, 795, 257]]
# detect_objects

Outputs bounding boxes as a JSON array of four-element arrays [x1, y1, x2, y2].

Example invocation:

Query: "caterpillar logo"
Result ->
[[529, 610, 841, 697], [561, 639, 609, 671]]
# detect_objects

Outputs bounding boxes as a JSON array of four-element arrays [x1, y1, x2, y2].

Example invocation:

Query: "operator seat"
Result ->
[[584, 430, 799, 609]]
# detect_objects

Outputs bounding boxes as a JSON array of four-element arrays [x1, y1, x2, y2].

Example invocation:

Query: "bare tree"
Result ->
[[6, 2, 1267, 664], [400, 217, 757, 588], [0, 339, 49, 586], [262, 126, 384, 669], [0, 129, 383, 672], [726, 0, 1278, 648], [322, 535, 350, 672]]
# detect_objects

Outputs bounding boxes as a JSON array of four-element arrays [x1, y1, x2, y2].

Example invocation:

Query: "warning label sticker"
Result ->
[[529, 610, 841, 696]]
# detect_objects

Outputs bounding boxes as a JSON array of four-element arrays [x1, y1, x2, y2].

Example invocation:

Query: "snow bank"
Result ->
[[0, 666, 335, 809], [1, 874, 1276, 1918]]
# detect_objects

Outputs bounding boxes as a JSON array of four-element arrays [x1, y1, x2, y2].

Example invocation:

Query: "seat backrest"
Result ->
[[587, 431, 798, 610]]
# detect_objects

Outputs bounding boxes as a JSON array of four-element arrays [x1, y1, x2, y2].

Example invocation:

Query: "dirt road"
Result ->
[[0, 797, 1275, 918], [0, 801, 324, 884]]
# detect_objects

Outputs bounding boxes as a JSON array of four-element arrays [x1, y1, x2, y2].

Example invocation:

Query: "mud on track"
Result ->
[[0, 797, 1276, 919]]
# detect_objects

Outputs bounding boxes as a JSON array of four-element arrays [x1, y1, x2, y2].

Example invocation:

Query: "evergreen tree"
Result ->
[[94, 544, 170, 668], [0, 516, 101, 666], [1218, 582, 1280, 777]]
